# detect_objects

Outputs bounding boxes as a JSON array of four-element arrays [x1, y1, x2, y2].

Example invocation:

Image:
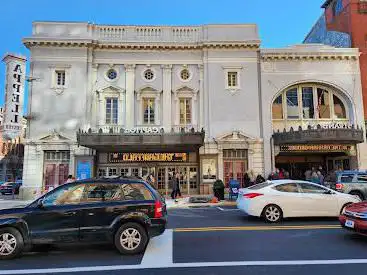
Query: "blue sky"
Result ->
[[0, 0, 325, 114]]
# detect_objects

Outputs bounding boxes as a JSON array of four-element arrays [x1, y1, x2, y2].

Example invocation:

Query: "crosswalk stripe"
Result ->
[[141, 229, 173, 267]]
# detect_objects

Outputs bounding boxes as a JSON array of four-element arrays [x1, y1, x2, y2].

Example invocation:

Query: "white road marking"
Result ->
[[217, 207, 240, 211], [141, 229, 173, 267], [2, 259, 367, 274]]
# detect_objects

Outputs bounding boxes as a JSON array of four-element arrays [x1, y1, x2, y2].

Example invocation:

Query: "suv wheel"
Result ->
[[349, 191, 364, 201], [114, 222, 148, 255], [0, 227, 24, 260]]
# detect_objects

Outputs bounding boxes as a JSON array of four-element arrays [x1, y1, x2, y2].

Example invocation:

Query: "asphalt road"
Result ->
[[1, 206, 367, 275]]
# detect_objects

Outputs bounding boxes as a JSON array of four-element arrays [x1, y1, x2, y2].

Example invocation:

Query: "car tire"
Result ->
[[262, 204, 283, 223], [349, 191, 364, 201], [114, 222, 148, 255], [0, 227, 24, 260]]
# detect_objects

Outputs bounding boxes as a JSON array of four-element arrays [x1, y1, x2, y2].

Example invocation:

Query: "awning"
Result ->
[[77, 128, 205, 152], [273, 125, 364, 145]]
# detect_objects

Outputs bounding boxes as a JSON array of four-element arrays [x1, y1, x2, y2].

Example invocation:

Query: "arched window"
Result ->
[[272, 84, 348, 120]]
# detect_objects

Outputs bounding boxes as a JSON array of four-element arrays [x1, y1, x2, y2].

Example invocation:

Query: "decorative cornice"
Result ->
[[262, 53, 357, 61], [23, 39, 260, 50]]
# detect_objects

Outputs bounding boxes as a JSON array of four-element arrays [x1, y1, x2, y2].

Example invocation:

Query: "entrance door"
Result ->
[[157, 168, 166, 195], [223, 150, 248, 187], [224, 161, 245, 187]]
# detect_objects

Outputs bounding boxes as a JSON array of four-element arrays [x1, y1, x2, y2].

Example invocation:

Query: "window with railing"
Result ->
[[143, 98, 155, 124], [105, 98, 118, 124], [179, 98, 192, 124]]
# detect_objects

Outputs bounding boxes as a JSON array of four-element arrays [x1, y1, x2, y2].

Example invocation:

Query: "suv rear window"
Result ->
[[121, 183, 154, 201], [248, 182, 273, 190], [340, 174, 354, 183]]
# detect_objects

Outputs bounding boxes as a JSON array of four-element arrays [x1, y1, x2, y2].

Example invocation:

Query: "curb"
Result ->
[[167, 201, 236, 209]]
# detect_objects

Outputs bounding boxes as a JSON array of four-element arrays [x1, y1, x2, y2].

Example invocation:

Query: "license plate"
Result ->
[[345, 220, 355, 228]]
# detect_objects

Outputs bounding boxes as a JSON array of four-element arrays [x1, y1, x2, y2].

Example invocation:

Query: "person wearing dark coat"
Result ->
[[255, 174, 266, 184], [243, 173, 251, 188], [170, 173, 181, 200]]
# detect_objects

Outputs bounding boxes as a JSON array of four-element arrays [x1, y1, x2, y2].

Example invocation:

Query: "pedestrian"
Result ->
[[65, 175, 74, 184], [318, 166, 326, 177], [317, 171, 324, 186], [279, 169, 285, 179], [311, 171, 320, 184], [249, 170, 256, 185], [243, 172, 251, 188], [170, 172, 181, 200], [255, 174, 266, 184], [304, 169, 312, 181], [284, 170, 290, 179]]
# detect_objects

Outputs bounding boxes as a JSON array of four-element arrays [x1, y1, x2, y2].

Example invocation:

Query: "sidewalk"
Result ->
[[0, 196, 237, 210], [164, 195, 237, 209]]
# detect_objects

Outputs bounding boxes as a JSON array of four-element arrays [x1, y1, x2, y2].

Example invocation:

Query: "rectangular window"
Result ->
[[105, 98, 118, 124], [302, 87, 315, 119], [143, 98, 155, 124], [227, 72, 238, 88], [179, 98, 192, 124], [286, 88, 299, 119], [56, 70, 66, 86]]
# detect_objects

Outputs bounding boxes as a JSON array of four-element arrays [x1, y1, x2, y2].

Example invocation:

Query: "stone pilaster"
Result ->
[[125, 64, 136, 128], [162, 65, 172, 131]]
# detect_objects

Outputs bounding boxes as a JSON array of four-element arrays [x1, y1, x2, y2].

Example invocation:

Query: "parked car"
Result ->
[[339, 202, 367, 235], [330, 170, 367, 201], [237, 180, 360, 223], [0, 177, 167, 260], [0, 182, 21, 195]]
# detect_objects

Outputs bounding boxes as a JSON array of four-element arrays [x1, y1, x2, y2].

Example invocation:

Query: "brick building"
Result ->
[[305, 0, 367, 121]]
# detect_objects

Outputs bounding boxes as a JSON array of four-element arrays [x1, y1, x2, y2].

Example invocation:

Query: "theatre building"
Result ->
[[21, 22, 264, 199], [261, 45, 366, 178], [19, 21, 366, 199]]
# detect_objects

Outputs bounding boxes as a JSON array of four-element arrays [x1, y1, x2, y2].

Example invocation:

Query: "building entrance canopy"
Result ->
[[76, 127, 205, 152], [273, 125, 364, 145]]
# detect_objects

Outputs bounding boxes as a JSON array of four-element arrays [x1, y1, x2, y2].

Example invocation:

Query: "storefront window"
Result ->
[[333, 95, 346, 119], [202, 159, 217, 181], [302, 87, 314, 119], [272, 95, 283, 119], [286, 88, 299, 119], [143, 98, 155, 124], [317, 88, 330, 119]]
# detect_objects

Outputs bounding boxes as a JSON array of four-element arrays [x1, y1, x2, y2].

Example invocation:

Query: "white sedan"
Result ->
[[236, 180, 360, 223]]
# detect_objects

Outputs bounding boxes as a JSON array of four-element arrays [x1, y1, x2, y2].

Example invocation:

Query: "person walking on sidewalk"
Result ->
[[171, 172, 181, 200]]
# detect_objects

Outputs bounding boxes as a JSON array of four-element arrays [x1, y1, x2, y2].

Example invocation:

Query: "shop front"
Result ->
[[97, 152, 199, 196], [77, 127, 204, 196], [273, 127, 364, 179]]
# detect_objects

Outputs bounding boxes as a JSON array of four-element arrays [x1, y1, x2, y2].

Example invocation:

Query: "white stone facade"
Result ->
[[19, 22, 366, 199]]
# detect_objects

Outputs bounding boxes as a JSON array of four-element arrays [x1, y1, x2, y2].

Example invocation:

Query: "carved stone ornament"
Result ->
[[53, 88, 65, 95]]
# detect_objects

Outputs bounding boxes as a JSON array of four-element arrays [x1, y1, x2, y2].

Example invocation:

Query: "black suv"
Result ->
[[0, 177, 167, 260]]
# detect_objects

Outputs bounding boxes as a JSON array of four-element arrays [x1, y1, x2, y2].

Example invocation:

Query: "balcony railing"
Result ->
[[87, 125, 201, 135], [94, 25, 201, 43]]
